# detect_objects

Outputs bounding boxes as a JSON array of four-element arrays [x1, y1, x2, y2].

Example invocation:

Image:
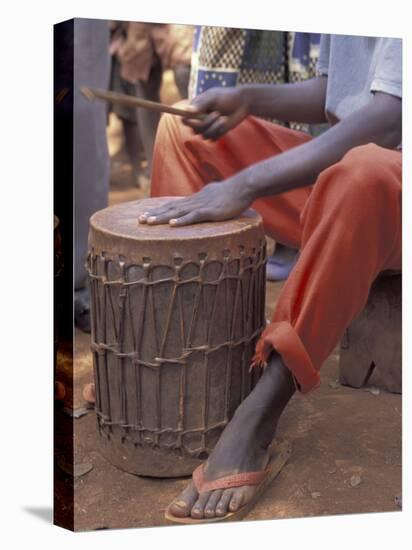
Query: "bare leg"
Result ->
[[122, 118, 144, 185], [135, 60, 162, 172], [173, 64, 190, 99], [168, 352, 295, 519]]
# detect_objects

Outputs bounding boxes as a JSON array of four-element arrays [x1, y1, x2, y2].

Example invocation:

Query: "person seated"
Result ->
[[138, 34, 402, 522]]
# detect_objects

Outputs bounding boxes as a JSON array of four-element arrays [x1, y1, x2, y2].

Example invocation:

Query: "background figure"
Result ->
[[108, 22, 145, 186], [189, 27, 287, 99], [111, 22, 193, 177], [188, 28, 322, 279], [189, 28, 321, 129], [74, 19, 111, 331]]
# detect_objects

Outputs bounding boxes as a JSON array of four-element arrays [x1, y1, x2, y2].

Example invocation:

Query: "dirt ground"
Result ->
[[54, 71, 402, 531], [56, 290, 401, 531]]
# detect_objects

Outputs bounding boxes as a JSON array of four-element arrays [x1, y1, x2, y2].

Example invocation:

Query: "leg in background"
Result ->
[[122, 118, 145, 185], [73, 19, 111, 332], [135, 59, 163, 172], [173, 64, 191, 99], [266, 243, 299, 281]]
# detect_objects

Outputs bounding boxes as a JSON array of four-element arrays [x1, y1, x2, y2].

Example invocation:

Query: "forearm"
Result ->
[[237, 92, 402, 200], [241, 77, 328, 123], [141, 92, 401, 230]]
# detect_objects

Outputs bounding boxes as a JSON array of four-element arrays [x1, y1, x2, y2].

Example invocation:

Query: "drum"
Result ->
[[87, 197, 267, 477]]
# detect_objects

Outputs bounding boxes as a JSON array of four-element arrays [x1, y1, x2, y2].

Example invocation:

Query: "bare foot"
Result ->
[[82, 383, 95, 404], [168, 354, 295, 519]]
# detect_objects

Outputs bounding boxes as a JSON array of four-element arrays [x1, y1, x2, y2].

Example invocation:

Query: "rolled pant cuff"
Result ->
[[251, 321, 320, 394]]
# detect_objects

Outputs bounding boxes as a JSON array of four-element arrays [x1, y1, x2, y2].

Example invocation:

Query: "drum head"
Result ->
[[89, 197, 263, 263], [90, 197, 261, 241]]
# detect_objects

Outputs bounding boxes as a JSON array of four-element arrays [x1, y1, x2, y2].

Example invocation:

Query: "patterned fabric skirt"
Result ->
[[188, 28, 323, 133]]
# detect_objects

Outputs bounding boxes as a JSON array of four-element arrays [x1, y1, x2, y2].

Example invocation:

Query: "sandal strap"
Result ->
[[193, 463, 269, 493]]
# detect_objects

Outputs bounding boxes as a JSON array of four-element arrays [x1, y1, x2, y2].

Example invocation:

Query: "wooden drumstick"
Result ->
[[80, 86, 206, 120]]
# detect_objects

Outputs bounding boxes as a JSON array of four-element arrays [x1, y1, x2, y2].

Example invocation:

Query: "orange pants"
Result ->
[[151, 114, 402, 393]]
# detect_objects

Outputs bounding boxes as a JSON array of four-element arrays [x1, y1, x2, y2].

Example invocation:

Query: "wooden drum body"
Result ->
[[87, 198, 266, 477]]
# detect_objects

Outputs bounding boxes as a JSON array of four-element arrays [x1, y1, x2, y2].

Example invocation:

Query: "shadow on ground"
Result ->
[[22, 507, 53, 524]]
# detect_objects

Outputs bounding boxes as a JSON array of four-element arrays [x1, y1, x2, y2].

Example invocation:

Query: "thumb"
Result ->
[[191, 91, 216, 114], [184, 104, 201, 115], [226, 104, 249, 131]]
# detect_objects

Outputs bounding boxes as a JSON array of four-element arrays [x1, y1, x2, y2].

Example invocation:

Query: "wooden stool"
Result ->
[[339, 274, 401, 393]]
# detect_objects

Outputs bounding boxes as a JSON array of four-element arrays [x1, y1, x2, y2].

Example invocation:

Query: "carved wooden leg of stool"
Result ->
[[339, 274, 402, 394]]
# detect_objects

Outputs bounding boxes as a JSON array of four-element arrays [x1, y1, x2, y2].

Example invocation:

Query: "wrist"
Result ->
[[238, 84, 280, 118], [227, 169, 261, 203], [231, 154, 288, 202], [238, 86, 253, 116]]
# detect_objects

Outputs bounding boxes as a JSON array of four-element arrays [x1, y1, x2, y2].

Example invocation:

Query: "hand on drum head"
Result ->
[[139, 181, 254, 227]]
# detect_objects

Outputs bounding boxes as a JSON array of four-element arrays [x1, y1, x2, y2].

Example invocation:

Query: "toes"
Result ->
[[215, 489, 233, 517], [204, 490, 223, 518], [169, 481, 256, 520], [170, 483, 255, 519], [190, 491, 212, 519], [168, 482, 198, 518], [241, 485, 257, 507], [229, 487, 245, 512]]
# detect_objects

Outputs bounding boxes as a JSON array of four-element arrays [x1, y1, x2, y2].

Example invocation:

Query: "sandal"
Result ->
[[164, 438, 292, 524]]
